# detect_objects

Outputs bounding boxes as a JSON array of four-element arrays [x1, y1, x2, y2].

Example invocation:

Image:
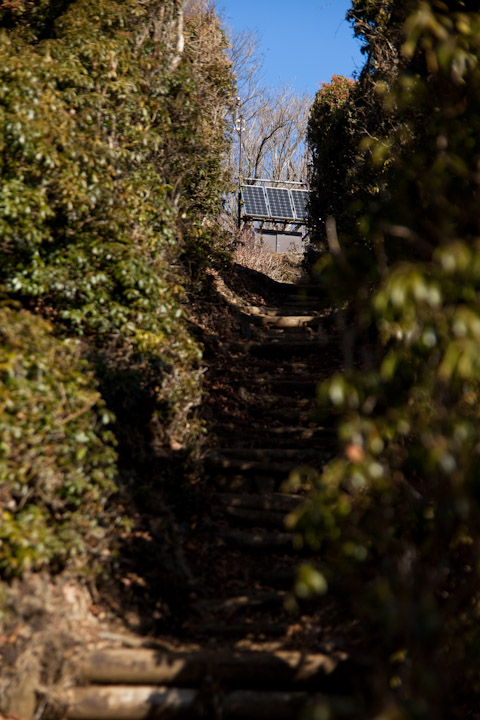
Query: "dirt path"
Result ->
[[45, 269, 364, 718]]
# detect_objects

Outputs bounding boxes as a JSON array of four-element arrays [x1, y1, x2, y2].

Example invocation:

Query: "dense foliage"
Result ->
[[306, 1, 408, 291], [0, 308, 117, 576], [302, 1, 480, 716], [0, 0, 233, 579], [307, 75, 356, 251]]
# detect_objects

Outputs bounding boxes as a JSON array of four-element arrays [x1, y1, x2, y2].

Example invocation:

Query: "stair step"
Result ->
[[237, 392, 315, 409], [213, 492, 304, 513], [278, 296, 324, 305], [244, 305, 325, 317], [232, 268, 325, 298], [207, 448, 319, 462], [71, 647, 344, 688], [184, 621, 286, 638], [217, 505, 288, 528], [58, 684, 329, 720], [58, 685, 196, 720], [205, 456, 312, 476], [228, 340, 329, 359], [214, 357, 312, 375], [237, 377, 318, 396], [262, 280, 325, 296], [214, 529, 294, 551], [47, 269, 361, 720], [253, 407, 318, 424], [258, 330, 326, 341], [192, 591, 286, 614], [209, 423, 334, 444], [244, 313, 321, 328], [210, 461, 324, 494]]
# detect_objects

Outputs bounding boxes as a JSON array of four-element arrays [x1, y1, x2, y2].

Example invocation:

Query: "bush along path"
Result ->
[[49, 269, 367, 720]]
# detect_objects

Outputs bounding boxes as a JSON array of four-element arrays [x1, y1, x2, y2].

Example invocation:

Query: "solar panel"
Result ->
[[291, 190, 309, 221], [265, 188, 294, 220], [241, 185, 269, 217]]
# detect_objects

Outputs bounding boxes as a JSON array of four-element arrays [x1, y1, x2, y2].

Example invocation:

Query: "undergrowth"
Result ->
[[233, 229, 306, 283]]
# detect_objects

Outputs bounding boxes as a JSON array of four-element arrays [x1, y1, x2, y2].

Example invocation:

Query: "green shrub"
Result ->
[[0, 0, 234, 581], [0, 306, 117, 576], [302, 1, 480, 715]]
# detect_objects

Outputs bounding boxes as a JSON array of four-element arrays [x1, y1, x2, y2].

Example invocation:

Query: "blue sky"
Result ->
[[217, 0, 364, 98]]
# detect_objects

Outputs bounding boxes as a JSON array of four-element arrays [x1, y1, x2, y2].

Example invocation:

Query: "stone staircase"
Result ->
[[51, 276, 362, 719]]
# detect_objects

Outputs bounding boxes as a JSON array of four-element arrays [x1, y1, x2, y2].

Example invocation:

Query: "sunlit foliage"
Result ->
[[0, 307, 117, 575], [307, 75, 358, 263], [0, 0, 233, 579]]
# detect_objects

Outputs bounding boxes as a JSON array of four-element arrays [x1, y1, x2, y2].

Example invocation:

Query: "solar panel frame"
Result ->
[[265, 187, 295, 220], [241, 185, 269, 218], [241, 184, 309, 224], [291, 189, 309, 221]]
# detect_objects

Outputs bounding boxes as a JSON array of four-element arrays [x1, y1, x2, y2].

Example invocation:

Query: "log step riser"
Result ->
[[58, 686, 315, 720]]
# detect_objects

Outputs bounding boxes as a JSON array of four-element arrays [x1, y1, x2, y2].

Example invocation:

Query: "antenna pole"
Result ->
[[235, 97, 245, 230]]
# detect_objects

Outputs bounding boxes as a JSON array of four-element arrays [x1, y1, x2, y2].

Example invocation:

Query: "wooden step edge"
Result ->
[[276, 283, 325, 295], [207, 359, 313, 376], [218, 506, 288, 528], [183, 621, 287, 638], [243, 305, 324, 317], [54, 685, 346, 720], [71, 647, 345, 687], [208, 424, 335, 438], [192, 591, 286, 613], [222, 689, 317, 720], [53, 686, 196, 720], [252, 410, 318, 424], [258, 332, 341, 343], [204, 457, 311, 476], [227, 339, 328, 350], [206, 434, 335, 447], [236, 393, 315, 408], [227, 341, 330, 358], [214, 529, 294, 551], [206, 448, 320, 462], [244, 314, 320, 328], [57, 686, 312, 720], [207, 440, 326, 452], [278, 295, 324, 302], [213, 492, 305, 513], [234, 377, 318, 390]]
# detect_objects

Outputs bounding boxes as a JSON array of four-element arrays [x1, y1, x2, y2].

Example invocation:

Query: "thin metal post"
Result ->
[[237, 118, 242, 229], [235, 97, 245, 230], [242, 178, 308, 187]]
